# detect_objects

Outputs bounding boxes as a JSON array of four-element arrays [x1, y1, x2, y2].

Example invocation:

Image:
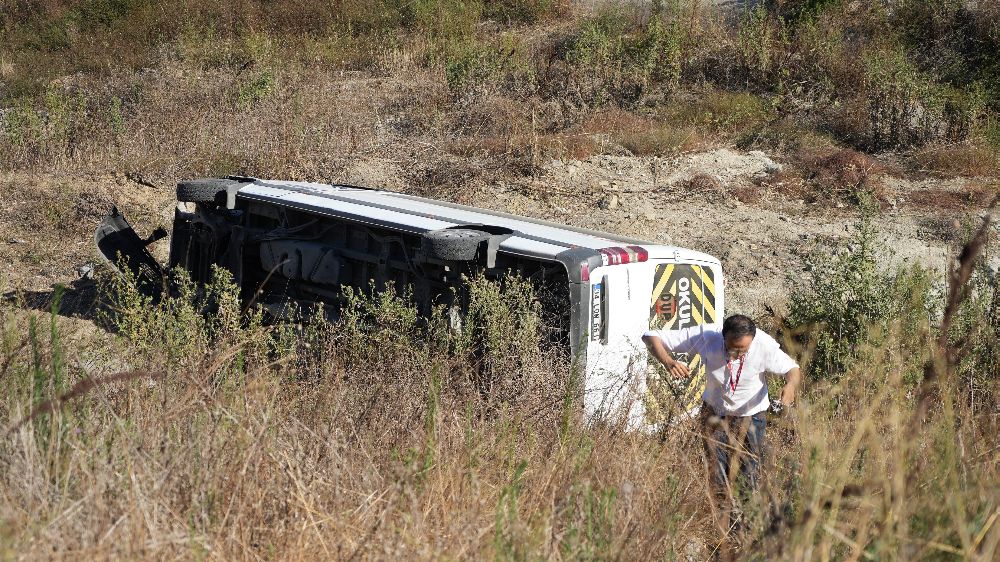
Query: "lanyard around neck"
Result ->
[[726, 356, 746, 394]]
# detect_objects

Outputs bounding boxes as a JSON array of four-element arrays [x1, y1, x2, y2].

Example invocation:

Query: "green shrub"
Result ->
[[336, 283, 429, 368], [559, 483, 618, 560], [455, 273, 542, 402], [861, 46, 983, 150], [894, 0, 969, 82], [402, 0, 482, 39], [106, 96, 126, 137], [787, 206, 935, 380], [98, 264, 252, 368], [559, 5, 685, 107], [0, 86, 88, 163], [737, 3, 781, 78], [236, 71, 277, 109], [950, 237, 1000, 411], [776, 0, 845, 24], [444, 34, 536, 98]]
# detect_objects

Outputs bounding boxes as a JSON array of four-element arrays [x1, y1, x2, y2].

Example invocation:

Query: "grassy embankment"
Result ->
[[2, 0, 999, 200], [1, 1, 998, 559]]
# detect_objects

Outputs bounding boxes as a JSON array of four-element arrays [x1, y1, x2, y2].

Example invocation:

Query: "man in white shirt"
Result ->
[[642, 314, 802, 534]]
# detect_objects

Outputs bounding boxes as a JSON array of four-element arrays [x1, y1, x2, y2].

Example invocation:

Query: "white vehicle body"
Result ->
[[97, 177, 724, 429]]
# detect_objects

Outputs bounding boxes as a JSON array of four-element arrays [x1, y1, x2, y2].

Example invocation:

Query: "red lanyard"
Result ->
[[726, 356, 745, 394]]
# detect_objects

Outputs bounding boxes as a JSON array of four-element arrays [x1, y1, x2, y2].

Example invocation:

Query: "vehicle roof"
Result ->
[[236, 178, 718, 264]]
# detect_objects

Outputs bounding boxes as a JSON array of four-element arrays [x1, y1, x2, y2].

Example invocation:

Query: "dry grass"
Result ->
[[0, 273, 720, 559], [914, 144, 1000, 178], [1, 233, 998, 560], [3, 1, 998, 203], [906, 183, 999, 213], [678, 171, 770, 206]]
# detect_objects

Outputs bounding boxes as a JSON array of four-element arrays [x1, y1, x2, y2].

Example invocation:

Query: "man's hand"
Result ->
[[779, 367, 802, 406], [665, 358, 690, 379], [642, 333, 690, 379]]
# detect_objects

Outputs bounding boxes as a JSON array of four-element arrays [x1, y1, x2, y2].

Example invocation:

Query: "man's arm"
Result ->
[[642, 334, 690, 379], [779, 367, 802, 405]]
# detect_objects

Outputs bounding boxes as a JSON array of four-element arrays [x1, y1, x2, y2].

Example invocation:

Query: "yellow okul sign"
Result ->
[[645, 264, 717, 422]]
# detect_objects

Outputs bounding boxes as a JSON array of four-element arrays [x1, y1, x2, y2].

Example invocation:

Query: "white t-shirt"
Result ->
[[643, 325, 798, 417]]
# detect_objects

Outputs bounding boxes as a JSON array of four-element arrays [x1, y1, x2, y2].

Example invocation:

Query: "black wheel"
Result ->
[[422, 228, 491, 261], [176, 178, 240, 204]]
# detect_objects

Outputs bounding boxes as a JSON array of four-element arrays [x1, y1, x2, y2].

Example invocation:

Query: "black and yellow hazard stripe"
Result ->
[[690, 264, 717, 325], [681, 353, 706, 412]]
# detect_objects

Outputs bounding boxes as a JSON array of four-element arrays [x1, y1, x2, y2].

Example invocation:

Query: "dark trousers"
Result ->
[[702, 406, 767, 503]]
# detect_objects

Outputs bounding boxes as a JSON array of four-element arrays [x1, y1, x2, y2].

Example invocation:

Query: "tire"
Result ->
[[176, 178, 239, 204], [422, 228, 491, 261]]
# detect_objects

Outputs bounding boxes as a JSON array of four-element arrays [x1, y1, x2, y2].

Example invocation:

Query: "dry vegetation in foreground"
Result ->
[[0, 212, 998, 560]]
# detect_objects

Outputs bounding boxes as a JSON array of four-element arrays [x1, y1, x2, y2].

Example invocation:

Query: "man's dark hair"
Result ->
[[722, 314, 756, 340]]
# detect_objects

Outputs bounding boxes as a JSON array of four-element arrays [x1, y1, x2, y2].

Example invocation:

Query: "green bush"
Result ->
[[865, 47, 985, 150], [559, 5, 685, 107], [894, 0, 970, 83], [98, 260, 549, 405], [444, 34, 536, 98], [775, 0, 846, 24], [737, 4, 781, 78], [236, 71, 277, 109], [336, 283, 430, 369], [787, 206, 935, 380], [454, 273, 543, 402], [0, 86, 88, 163], [950, 237, 1000, 411], [98, 264, 256, 369], [558, 483, 618, 560], [401, 0, 482, 39]]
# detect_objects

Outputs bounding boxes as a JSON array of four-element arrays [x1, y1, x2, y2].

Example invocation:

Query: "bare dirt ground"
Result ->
[[1, 145, 991, 325], [494, 149, 987, 317]]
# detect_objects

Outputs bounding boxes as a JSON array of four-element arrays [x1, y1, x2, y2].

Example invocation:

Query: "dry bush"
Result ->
[[4, 0, 1000, 184], [445, 105, 710, 172], [793, 147, 889, 205], [914, 143, 1000, 178], [905, 184, 998, 213], [577, 109, 707, 156], [0, 58, 456, 183], [443, 94, 542, 173], [679, 172, 726, 200], [679, 171, 770, 206], [753, 164, 815, 203], [728, 183, 767, 205], [407, 156, 486, 203], [617, 125, 704, 156]]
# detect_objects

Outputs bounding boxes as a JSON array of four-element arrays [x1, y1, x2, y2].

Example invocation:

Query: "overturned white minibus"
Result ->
[[96, 177, 724, 428]]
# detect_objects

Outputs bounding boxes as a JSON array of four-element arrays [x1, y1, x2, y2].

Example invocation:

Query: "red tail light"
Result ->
[[627, 245, 649, 262], [598, 246, 649, 266]]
